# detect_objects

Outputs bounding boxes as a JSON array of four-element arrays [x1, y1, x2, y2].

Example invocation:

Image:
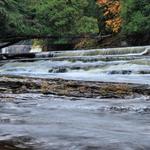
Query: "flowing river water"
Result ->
[[0, 46, 150, 150]]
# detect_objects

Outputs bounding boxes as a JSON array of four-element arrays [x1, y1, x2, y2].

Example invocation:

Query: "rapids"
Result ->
[[0, 46, 150, 84], [0, 46, 150, 150]]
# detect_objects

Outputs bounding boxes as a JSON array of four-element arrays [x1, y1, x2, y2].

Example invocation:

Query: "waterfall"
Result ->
[[1, 40, 32, 54], [52, 46, 150, 57], [2, 48, 7, 53], [1, 45, 31, 54]]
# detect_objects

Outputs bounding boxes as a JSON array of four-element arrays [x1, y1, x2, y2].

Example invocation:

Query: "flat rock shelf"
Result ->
[[0, 76, 150, 98]]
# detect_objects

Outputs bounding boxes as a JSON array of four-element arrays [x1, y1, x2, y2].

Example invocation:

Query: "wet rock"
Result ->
[[48, 64, 105, 72], [49, 67, 68, 73], [108, 70, 132, 75], [0, 54, 6, 60], [0, 136, 34, 150], [0, 53, 36, 60], [0, 76, 149, 99], [121, 41, 128, 47], [139, 70, 150, 74], [35, 52, 54, 58]]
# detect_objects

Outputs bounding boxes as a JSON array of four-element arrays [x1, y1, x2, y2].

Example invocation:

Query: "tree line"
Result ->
[[0, 0, 149, 45]]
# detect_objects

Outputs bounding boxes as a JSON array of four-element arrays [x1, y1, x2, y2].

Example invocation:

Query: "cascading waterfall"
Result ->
[[0, 46, 149, 84], [50, 46, 150, 57], [1, 40, 32, 54]]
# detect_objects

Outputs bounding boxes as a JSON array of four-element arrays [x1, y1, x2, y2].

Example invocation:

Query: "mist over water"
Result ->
[[0, 47, 150, 149]]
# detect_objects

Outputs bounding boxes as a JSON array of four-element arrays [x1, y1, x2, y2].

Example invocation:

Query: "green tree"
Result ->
[[35, 0, 99, 36], [33, 0, 99, 46], [0, 0, 21, 36], [121, 0, 150, 37], [85, 0, 106, 34], [0, 0, 40, 38], [0, 0, 100, 45]]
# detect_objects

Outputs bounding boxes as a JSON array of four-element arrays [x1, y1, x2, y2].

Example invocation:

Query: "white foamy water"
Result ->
[[0, 53, 150, 84]]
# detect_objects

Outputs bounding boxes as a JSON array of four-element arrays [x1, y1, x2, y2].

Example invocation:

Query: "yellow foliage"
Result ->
[[97, 0, 122, 33], [106, 17, 122, 33]]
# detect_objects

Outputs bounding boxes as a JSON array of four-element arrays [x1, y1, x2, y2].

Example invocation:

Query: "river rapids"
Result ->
[[0, 46, 150, 150]]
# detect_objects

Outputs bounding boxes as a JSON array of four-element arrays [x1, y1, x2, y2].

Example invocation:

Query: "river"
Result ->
[[0, 46, 150, 150]]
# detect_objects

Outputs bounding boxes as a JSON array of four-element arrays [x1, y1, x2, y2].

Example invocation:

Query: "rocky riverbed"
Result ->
[[0, 76, 149, 98]]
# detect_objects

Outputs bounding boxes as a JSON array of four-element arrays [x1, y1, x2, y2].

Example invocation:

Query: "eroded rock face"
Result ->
[[0, 76, 149, 99]]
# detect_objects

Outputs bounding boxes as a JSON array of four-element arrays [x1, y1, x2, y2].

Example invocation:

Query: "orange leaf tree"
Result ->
[[97, 0, 122, 33]]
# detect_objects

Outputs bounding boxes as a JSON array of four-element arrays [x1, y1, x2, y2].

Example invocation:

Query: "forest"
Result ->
[[0, 0, 150, 48]]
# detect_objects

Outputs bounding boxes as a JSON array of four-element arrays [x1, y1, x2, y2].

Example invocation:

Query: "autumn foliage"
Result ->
[[97, 0, 122, 33]]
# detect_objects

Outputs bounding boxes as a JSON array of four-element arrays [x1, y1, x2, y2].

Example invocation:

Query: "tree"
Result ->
[[0, 0, 99, 44], [121, 0, 150, 45], [0, 0, 22, 36], [0, 0, 43, 39], [121, 0, 150, 35], [97, 0, 122, 33], [35, 0, 99, 36], [33, 0, 99, 46]]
